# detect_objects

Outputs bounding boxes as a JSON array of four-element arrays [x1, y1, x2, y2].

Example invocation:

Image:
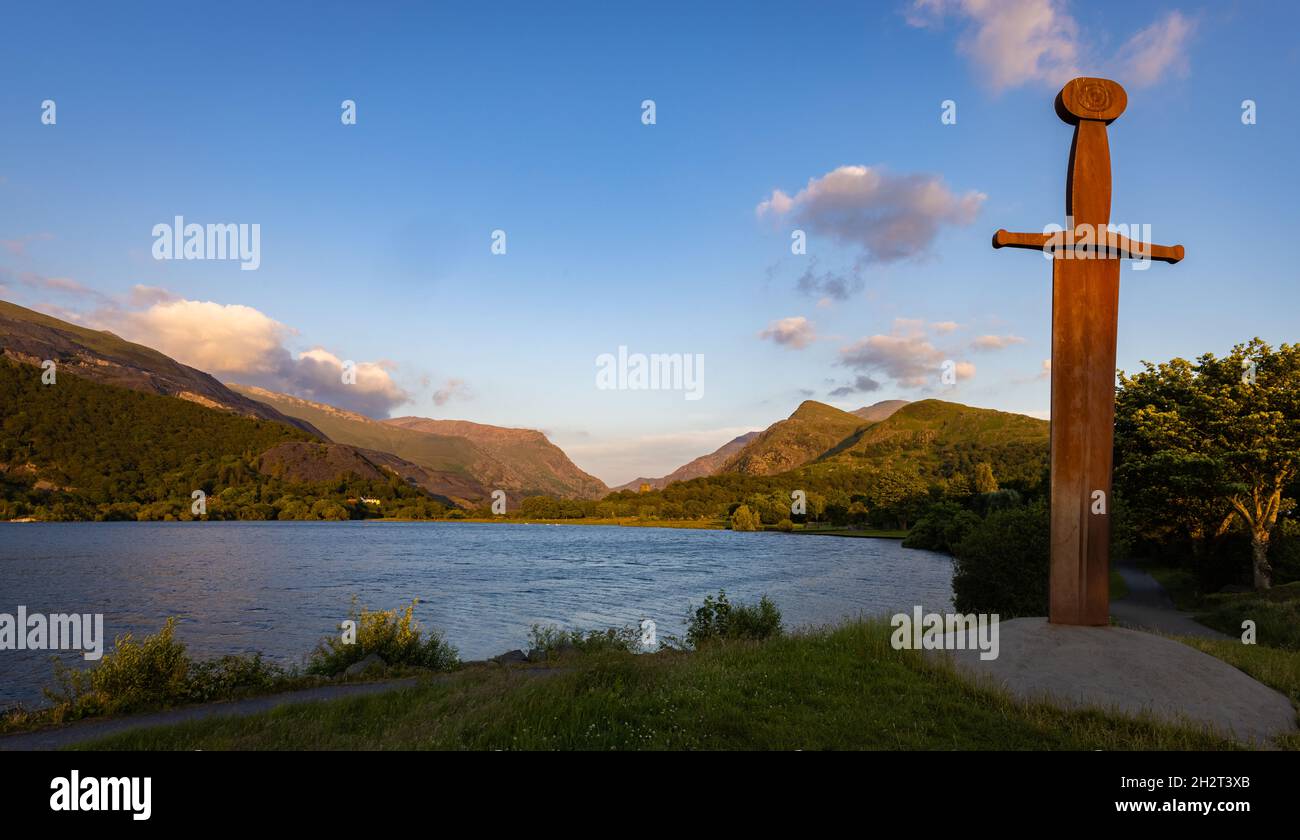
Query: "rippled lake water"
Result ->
[[0, 522, 953, 707]]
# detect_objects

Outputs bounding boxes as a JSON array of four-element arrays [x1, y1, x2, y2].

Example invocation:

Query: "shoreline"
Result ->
[[3, 516, 910, 539]]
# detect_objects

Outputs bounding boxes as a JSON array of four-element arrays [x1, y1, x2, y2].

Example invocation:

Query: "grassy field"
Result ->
[[73, 619, 1293, 751], [1109, 568, 1129, 601], [1139, 563, 1300, 650]]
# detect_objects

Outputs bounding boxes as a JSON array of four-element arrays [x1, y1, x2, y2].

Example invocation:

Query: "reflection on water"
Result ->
[[0, 522, 953, 706]]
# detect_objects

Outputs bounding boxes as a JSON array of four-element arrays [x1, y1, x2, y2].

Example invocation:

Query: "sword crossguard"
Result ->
[[993, 229, 1184, 264], [993, 77, 1185, 265]]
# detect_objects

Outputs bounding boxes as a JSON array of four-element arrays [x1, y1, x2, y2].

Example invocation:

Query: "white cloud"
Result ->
[[828, 375, 882, 397], [757, 165, 984, 263], [96, 296, 410, 416], [1115, 11, 1196, 87], [432, 378, 473, 406], [118, 299, 290, 375], [838, 317, 976, 388], [0, 232, 53, 257], [794, 260, 864, 301], [970, 333, 1027, 351], [128, 284, 179, 307], [907, 0, 1195, 91], [758, 316, 817, 349], [5, 270, 106, 302]]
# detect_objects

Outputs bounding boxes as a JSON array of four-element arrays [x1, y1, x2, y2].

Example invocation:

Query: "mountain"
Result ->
[[228, 385, 491, 501], [851, 400, 910, 422], [230, 385, 604, 501], [718, 400, 869, 476], [383, 417, 607, 500], [0, 355, 448, 520], [710, 397, 1047, 485], [256, 441, 467, 506], [797, 399, 1050, 486], [0, 300, 321, 436], [612, 431, 761, 492]]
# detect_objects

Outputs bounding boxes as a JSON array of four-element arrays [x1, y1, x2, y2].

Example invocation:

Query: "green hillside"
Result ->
[[801, 399, 1049, 487], [596, 398, 1049, 529], [229, 385, 489, 496], [235, 385, 604, 500], [384, 417, 607, 499], [0, 358, 440, 521], [720, 400, 868, 476], [0, 299, 319, 434]]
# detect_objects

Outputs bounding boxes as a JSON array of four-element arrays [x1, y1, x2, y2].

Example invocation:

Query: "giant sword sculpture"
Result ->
[[992, 77, 1184, 626]]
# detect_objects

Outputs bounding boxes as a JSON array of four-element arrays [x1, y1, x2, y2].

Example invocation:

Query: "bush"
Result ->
[[903, 501, 982, 553], [45, 617, 190, 717], [307, 599, 459, 676], [526, 624, 642, 658], [951, 501, 1050, 618], [775, 518, 794, 532], [730, 505, 760, 531], [1270, 519, 1300, 586], [684, 591, 782, 648], [1194, 582, 1300, 650], [186, 654, 290, 703], [971, 489, 1022, 516], [38, 618, 293, 722]]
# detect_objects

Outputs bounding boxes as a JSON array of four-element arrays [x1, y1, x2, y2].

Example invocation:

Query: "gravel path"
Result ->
[[1110, 559, 1229, 639]]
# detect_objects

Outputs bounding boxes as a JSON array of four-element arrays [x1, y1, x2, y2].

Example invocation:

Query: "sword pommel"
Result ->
[[1055, 77, 1127, 125]]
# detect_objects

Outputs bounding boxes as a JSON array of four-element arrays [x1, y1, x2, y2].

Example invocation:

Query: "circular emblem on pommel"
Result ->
[[1055, 77, 1127, 125]]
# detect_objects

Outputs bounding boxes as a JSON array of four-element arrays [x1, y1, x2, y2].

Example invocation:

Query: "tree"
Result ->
[[1115, 340, 1300, 589], [730, 504, 760, 531], [870, 465, 929, 529], [973, 462, 999, 494]]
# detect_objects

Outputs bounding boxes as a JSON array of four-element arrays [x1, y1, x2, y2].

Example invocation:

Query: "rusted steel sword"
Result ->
[[991, 77, 1184, 626]]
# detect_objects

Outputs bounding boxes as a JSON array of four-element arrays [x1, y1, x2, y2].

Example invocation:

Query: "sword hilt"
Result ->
[[993, 229, 1184, 264]]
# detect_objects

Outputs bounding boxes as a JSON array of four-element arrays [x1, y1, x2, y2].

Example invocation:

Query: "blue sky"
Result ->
[[1, 1, 1297, 485]]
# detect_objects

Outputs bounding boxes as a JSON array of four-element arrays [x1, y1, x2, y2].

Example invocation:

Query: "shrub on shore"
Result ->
[[30, 618, 294, 726], [307, 599, 459, 676], [729, 505, 760, 531], [902, 501, 982, 554], [951, 501, 1050, 617], [526, 624, 643, 658], [685, 590, 783, 648]]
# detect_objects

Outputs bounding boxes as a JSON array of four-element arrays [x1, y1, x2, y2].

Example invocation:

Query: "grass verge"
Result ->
[[72, 619, 1282, 751]]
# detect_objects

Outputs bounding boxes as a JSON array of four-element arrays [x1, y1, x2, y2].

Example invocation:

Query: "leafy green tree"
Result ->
[[973, 462, 999, 494], [1115, 340, 1300, 589], [952, 501, 1050, 617], [870, 465, 929, 529], [729, 504, 760, 531]]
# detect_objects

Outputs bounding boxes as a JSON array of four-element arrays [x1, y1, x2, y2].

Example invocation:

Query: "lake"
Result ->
[[0, 522, 954, 707]]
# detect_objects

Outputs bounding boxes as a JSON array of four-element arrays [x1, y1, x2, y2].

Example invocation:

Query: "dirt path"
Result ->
[[1, 663, 572, 751], [1110, 559, 1229, 639], [0, 677, 425, 751]]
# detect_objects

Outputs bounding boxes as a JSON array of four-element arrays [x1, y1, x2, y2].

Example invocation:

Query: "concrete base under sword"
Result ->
[[927, 618, 1296, 745]]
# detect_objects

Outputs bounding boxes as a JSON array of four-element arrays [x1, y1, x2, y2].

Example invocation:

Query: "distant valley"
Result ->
[[1, 298, 1049, 523]]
